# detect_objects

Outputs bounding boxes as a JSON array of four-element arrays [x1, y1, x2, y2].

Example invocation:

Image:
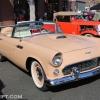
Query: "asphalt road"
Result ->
[[0, 60, 100, 100]]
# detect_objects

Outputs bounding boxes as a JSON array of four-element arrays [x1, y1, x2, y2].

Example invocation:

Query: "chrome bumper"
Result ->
[[45, 68, 100, 86]]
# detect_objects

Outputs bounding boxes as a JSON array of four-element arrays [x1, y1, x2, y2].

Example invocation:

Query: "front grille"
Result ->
[[62, 58, 100, 75]]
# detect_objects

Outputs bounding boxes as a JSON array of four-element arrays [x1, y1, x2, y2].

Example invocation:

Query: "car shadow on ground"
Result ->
[[7, 60, 31, 76], [49, 74, 100, 92], [0, 80, 7, 100], [5, 60, 100, 92]]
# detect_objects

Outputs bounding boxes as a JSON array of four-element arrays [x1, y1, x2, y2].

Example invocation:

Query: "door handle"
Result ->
[[0, 38, 2, 40], [16, 45, 23, 49]]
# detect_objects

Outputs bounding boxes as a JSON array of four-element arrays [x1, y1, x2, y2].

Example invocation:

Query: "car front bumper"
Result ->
[[45, 68, 100, 86]]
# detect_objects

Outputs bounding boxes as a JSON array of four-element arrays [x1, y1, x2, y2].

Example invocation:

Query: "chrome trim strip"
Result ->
[[45, 68, 100, 86]]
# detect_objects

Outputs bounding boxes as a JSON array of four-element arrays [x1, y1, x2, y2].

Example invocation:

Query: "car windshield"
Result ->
[[13, 21, 63, 38], [74, 15, 83, 19]]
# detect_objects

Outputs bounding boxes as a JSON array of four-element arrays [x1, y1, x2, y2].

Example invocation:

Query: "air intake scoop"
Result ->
[[56, 35, 67, 39]]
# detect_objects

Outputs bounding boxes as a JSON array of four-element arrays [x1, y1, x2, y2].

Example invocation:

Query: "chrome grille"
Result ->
[[62, 58, 99, 75]]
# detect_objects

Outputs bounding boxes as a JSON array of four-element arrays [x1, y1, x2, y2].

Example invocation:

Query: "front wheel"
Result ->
[[84, 34, 94, 37], [0, 53, 6, 62], [31, 61, 48, 91]]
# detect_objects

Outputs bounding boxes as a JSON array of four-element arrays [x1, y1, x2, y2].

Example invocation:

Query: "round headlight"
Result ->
[[52, 53, 62, 66]]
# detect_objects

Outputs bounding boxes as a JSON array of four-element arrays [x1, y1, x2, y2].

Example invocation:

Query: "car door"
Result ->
[[70, 22, 78, 35], [10, 38, 27, 70], [10, 24, 31, 70], [0, 27, 15, 60], [0, 31, 28, 70], [0, 33, 19, 61], [57, 22, 71, 34]]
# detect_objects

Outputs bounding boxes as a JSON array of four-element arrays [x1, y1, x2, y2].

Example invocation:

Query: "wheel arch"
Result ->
[[81, 33, 95, 37], [26, 57, 45, 73], [26, 57, 38, 71], [81, 31, 99, 37]]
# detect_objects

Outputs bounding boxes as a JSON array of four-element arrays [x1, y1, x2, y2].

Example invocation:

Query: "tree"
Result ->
[[28, 0, 35, 21]]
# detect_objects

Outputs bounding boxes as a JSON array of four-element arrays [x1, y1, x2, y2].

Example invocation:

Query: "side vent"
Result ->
[[56, 35, 67, 39]]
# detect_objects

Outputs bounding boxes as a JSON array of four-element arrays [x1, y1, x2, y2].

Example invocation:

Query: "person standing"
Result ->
[[39, 16, 43, 23], [14, 13, 17, 24], [44, 12, 47, 20]]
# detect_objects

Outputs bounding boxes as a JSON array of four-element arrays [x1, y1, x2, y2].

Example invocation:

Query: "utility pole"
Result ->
[[27, 0, 35, 21], [67, 0, 70, 11]]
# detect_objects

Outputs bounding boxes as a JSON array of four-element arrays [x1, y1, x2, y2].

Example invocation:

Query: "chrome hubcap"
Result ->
[[36, 67, 43, 81]]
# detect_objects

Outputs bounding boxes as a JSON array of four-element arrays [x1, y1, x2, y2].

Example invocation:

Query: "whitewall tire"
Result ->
[[31, 61, 48, 91], [84, 34, 94, 37]]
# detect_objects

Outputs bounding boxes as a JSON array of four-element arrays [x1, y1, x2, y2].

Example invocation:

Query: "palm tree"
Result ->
[[28, 0, 35, 21]]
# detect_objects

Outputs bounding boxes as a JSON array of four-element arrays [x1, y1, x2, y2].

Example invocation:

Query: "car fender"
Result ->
[[81, 30, 99, 36]]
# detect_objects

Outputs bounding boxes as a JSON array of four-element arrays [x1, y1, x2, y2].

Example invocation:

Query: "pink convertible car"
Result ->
[[0, 21, 100, 91]]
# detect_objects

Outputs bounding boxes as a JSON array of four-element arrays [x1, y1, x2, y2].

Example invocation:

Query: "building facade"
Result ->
[[14, 0, 90, 20], [0, 0, 14, 26], [0, 0, 98, 26]]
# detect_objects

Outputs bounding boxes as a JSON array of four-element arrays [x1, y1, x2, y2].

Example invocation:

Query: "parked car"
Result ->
[[0, 21, 100, 91], [53, 11, 100, 37]]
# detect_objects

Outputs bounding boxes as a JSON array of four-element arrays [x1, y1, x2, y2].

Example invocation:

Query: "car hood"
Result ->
[[73, 19, 100, 25], [25, 34, 98, 53]]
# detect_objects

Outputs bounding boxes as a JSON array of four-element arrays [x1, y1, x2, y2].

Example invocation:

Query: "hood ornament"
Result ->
[[56, 35, 67, 39]]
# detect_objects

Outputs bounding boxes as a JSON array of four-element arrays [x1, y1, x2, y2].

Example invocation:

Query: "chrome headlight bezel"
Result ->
[[96, 24, 100, 35], [52, 53, 63, 66]]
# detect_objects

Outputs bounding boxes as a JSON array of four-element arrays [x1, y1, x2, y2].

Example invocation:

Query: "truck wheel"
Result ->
[[31, 61, 48, 91], [0, 53, 6, 62], [84, 34, 94, 37]]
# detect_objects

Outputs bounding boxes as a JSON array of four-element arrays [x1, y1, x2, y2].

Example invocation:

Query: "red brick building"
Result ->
[[0, 0, 14, 26]]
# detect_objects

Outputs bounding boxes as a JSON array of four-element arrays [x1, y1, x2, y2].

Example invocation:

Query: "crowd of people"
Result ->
[[75, 8, 100, 22], [14, 9, 29, 23], [83, 10, 100, 21]]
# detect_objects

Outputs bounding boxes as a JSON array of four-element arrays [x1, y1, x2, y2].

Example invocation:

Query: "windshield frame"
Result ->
[[12, 21, 63, 38]]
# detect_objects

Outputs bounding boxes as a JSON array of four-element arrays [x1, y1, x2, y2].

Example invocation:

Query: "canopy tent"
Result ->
[[90, 3, 100, 10], [92, 12, 100, 21]]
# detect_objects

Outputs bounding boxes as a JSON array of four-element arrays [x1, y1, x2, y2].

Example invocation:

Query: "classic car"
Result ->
[[53, 11, 100, 37], [0, 21, 100, 91]]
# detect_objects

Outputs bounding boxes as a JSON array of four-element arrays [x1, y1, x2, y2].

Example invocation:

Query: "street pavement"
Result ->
[[0, 60, 100, 100]]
